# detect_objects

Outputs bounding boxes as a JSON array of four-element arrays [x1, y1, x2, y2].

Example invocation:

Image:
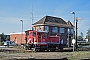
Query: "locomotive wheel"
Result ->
[[33, 48, 36, 51], [24, 46, 28, 50], [60, 48, 63, 51], [33, 44, 37, 51]]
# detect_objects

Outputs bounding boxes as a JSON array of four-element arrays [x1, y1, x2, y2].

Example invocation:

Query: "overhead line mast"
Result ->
[[30, 0, 34, 30], [31, 0, 33, 25]]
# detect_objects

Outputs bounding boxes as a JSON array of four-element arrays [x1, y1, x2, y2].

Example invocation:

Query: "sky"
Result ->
[[0, 0, 90, 38]]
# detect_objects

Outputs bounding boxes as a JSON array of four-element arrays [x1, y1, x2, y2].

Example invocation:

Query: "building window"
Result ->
[[40, 26, 42, 30], [68, 28, 70, 34], [68, 28, 74, 34], [44, 26, 49, 32], [38, 26, 43, 31], [71, 29, 74, 34], [32, 27, 34, 30], [52, 27, 58, 33], [60, 28, 64, 33]]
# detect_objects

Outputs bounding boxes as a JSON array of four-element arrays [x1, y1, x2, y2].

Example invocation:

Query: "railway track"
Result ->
[[0, 46, 90, 53]]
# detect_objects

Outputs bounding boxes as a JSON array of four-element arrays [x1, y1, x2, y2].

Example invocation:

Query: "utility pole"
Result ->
[[68, 29, 69, 47], [31, 0, 33, 25], [31, 3, 33, 25], [0, 36, 1, 42], [76, 18, 78, 50], [71, 12, 76, 49], [30, 1, 34, 30], [20, 20, 23, 45], [71, 12, 75, 39]]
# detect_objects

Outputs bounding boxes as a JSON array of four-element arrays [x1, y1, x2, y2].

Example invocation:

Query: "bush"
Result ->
[[87, 42, 90, 45], [0, 42, 4, 46]]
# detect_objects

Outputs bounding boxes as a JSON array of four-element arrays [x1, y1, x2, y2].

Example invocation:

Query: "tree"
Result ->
[[86, 28, 90, 45], [86, 28, 90, 42], [80, 32, 84, 38], [77, 32, 83, 40], [77, 36, 83, 40], [5, 36, 10, 40], [0, 33, 5, 42]]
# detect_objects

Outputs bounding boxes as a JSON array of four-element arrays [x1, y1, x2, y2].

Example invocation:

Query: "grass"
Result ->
[[63, 51, 90, 60], [1, 50, 90, 60]]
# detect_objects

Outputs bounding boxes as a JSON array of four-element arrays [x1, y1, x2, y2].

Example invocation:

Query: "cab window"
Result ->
[[38, 33, 41, 38], [32, 32, 36, 36], [26, 31, 29, 37], [42, 33, 47, 38]]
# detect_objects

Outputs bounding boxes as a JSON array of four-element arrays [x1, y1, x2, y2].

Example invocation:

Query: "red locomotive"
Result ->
[[24, 30, 64, 51]]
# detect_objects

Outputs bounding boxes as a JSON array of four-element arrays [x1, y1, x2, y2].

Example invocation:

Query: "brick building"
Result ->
[[32, 16, 74, 47], [10, 32, 26, 45]]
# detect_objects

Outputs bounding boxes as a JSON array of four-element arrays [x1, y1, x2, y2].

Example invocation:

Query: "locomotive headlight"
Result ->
[[34, 38, 37, 44], [34, 42, 37, 44]]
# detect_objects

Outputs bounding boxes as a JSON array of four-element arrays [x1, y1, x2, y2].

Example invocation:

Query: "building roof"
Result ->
[[10, 32, 25, 35], [32, 16, 73, 27], [67, 20, 73, 27]]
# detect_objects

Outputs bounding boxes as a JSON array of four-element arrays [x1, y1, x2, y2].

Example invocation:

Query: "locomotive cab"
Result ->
[[25, 30, 48, 50]]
